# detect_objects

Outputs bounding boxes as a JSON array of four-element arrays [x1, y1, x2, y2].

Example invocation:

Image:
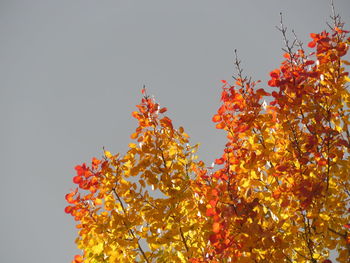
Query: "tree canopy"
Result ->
[[65, 12, 350, 263]]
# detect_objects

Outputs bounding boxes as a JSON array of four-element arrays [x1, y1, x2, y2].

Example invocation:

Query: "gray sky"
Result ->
[[1, 1, 349, 262]]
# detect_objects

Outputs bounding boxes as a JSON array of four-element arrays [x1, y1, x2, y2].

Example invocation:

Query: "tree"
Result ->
[[65, 11, 350, 263]]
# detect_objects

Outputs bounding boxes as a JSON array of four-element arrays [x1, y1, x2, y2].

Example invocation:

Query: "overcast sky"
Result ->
[[1, 1, 349, 262]]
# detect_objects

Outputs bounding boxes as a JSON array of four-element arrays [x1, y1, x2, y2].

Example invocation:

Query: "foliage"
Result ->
[[65, 15, 350, 263]]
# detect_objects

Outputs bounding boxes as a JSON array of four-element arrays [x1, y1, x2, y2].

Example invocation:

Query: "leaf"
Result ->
[[104, 150, 112, 158], [91, 243, 104, 254], [159, 107, 167, 113], [213, 222, 221, 233], [319, 214, 330, 221], [128, 143, 137, 148], [214, 158, 224, 165], [73, 255, 83, 263], [177, 251, 187, 262], [212, 114, 222, 122], [160, 116, 173, 129], [130, 132, 139, 139]]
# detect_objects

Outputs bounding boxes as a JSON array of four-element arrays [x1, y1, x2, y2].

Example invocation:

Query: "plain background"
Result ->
[[1, 1, 349, 262]]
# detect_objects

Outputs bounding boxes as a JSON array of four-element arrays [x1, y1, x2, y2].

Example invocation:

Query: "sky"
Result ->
[[1, 0, 349, 262]]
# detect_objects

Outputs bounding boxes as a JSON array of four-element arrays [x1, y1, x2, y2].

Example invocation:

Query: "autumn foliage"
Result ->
[[66, 15, 350, 263]]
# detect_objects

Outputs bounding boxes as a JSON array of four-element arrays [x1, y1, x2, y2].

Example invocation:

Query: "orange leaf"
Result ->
[[283, 53, 291, 59], [218, 105, 226, 115], [131, 111, 140, 119], [206, 207, 216, 217], [236, 79, 243, 86], [91, 157, 101, 169], [74, 255, 83, 263], [130, 132, 138, 139], [160, 116, 173, 129], [215, 122, 225, 129], [212, 114, 222, 122], [272, 189, 281, 199], [65, 193, 76, 204], [213, 222, 221, 233]]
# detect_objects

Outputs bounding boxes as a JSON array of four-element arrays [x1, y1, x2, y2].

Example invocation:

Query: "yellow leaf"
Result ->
[[94, 198, 103, 206], [105, 151, 112, 158], [129, 143, 137, 148], [91, 242, 104, 254], [177, 251, 187, 262], [241, 179, 250, 188], [319, 213, 330, 221]]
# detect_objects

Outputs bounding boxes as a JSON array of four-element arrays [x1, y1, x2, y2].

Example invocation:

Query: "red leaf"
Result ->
[[256, 88, 270, 96], [276, 165, 288, 172], [209, 233, 218, 244], [206, 208, 216, 217], [308, 41, 316, 48], [215, 158, 224, 165], [270, 69, 280, 78], [305, 60, 315, 66], [73, 176, 83, 184], [318, 158, 327, 166], [75, 164, 86, 176], [268, 79, 277, 87], [159, 107, 167, 114], [65, 206, 73, 214]]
